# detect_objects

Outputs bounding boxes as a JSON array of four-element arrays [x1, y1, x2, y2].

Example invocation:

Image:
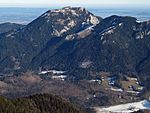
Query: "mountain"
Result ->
[[0, 94, 85, 113], [0, 22, 25, 34], [0, 7, 150, 113], [0, 7, 101, 73], [0, 7, 149, 84]]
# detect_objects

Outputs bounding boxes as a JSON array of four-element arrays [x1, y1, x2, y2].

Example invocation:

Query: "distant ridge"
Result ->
[[0, 22, 25, 34]]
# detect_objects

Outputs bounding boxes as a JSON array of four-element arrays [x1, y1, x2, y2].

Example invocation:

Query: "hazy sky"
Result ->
[[0, 0, 150, 7]]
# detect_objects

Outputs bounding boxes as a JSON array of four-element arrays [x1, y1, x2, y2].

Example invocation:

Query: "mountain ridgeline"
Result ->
[[0, 7, 149, 84]]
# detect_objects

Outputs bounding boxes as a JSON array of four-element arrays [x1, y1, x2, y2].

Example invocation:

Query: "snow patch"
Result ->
[[71, 10, 79, 17], [102, 40, 107, 45], [95, 100, 150, 113], [89, 79, 101, 84], [105, 29, 114, 35], [127, 90, 140, 94], [110, 87, 123, 92], [99, 26, 116, 36], [52, 28, 67, 37], [67, 20, 76, 27], [136, 20, 143, 23], [89, 14, 100, 25], [136, 34, 144, 39], [82, 22, 87, 27], [65, 25, 94, 41], [147, 31, 150, 35], [65, 34, 75, 41], [39, 70, 66, 75], [80, 60, 92, 68], [6, 32, 14, 37], [119, 23, 123, 26], [52, 75, 67, 81], [77, 27, 93, 39]]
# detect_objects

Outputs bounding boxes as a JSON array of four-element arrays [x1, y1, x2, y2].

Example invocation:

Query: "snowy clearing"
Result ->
[[95, 100, 150, 113]]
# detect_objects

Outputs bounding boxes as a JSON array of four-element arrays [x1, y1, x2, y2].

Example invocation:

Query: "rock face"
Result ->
[[0, 7, 149, 84]]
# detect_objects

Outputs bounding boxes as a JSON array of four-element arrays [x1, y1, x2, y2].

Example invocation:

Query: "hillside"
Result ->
[[0, 22, 25, 34], [0, 94, 85, 113]]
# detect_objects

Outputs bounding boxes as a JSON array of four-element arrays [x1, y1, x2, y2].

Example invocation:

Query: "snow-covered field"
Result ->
[[95, 100, 150, 113]]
